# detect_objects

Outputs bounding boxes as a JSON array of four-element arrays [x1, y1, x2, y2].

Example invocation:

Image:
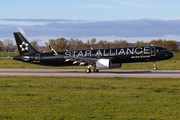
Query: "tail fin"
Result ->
[[14, 32, 39, 55]]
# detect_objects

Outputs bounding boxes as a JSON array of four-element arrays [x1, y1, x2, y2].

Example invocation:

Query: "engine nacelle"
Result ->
[[96, 59, 112, 69], [96, 59, 122, 69], [111, 63, 122, 68]]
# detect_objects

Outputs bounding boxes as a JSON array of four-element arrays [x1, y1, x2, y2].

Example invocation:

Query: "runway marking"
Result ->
[[0, 69, 180, 78]]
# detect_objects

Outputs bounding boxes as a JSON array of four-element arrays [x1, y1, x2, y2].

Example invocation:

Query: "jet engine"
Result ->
[[95, 59, 122, 69], [96, 59, 111, 69]]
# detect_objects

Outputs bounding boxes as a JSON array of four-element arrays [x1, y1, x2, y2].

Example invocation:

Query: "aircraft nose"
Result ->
[[165, 52, 174, 59]]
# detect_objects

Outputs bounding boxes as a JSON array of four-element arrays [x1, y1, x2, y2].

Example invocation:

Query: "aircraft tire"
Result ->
[[85, 68, 91, 73], [154, 67, 157, 70], [93, 68, 99, 72]]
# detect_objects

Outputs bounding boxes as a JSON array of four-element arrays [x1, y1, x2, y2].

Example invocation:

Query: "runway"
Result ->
[[0, 69, 180, 78]]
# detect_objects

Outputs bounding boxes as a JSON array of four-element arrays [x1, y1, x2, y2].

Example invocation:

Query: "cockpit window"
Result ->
[[159, 48, 168, 52]]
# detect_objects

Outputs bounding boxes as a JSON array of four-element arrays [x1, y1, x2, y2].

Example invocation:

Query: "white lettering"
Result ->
[[73, 51, 78, 57], [85, 50, 92, 57], [135, 47, 143, 54], [96, 50, 102, 57], [103, 50, 109, 56], [126, 48, 134, 55], [110, 49, 114, 56], [65, 51, 71, 56], [118, 49, 125, 55], [131, 55, 150, 59], [144, 47, 150, 54], [77, 51, 84, 57]]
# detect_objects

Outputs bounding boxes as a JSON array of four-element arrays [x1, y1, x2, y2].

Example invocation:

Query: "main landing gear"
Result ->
[[85, 68, 91, 73], [153, 61, 157, 70], [93, 68, 99, 72], [85, 65, 99, 73]]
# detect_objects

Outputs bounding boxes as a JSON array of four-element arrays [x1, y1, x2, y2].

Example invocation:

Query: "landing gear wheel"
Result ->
[[85, 68, 91, 73], [93, 68, 99, 72], [153, 61, 157, 70]]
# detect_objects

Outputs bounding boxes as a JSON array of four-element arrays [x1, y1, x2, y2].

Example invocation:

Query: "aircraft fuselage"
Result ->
[[13, 46, 174, 67], [12, 32, 174, 72]]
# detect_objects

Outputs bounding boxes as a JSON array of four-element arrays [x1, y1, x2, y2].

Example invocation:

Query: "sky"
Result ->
[[1, 0, 180, 45]]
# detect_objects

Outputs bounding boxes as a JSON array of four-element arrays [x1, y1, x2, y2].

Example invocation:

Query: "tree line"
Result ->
[[0, 38, 179, 52], [0, 39, 16, 52], [0, 39, 39, 52], [45, 38, 179, 52]]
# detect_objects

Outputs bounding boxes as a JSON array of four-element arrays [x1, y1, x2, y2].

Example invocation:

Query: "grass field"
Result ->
[[0, 77, 179, 119], [0, 52, 179, 69], [0, 52, 18, 57], [0, 52, 180, 120]]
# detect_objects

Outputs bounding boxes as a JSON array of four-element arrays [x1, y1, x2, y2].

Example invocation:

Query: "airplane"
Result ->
[[13, 32, 174, 73]]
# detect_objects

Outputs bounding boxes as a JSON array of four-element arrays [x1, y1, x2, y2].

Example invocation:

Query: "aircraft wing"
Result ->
[[56, 53, 97, 65], [49, 45, 97, 65]]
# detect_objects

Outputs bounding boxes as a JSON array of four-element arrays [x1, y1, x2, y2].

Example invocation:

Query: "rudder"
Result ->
[[14, 32, 39, 55]]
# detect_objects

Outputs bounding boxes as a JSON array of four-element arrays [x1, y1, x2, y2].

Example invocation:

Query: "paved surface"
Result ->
[[0, 69, 180, 78]]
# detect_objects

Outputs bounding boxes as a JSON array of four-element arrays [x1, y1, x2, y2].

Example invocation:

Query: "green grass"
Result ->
[[0, 77, 180, 119], [0, 52, 180, 69], [0, 52, 18, 57]]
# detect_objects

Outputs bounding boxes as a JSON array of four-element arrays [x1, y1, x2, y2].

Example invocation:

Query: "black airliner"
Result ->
[[13, 32, 174, 73]]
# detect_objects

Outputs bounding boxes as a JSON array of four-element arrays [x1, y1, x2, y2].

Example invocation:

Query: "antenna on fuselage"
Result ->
[[90, 46, 93, 50]]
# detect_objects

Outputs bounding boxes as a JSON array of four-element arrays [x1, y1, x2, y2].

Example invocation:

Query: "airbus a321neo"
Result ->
[[13, 32, 174, 73]]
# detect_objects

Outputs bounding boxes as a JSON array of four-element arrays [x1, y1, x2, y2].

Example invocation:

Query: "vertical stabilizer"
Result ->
[[14, 32, 39, 55]]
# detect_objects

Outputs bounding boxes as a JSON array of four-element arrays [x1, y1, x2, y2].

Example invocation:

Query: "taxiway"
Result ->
[[0, 69, 179, 78]]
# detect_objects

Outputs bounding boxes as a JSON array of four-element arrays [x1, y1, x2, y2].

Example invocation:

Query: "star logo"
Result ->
[[19, 41, 29, 51]]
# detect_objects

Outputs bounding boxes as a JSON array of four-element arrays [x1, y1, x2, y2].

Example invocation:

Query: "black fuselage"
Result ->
[[13, 46, 174, 67]]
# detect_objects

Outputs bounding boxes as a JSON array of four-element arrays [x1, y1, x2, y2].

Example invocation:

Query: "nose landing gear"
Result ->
[[153, 61, 157, 70]]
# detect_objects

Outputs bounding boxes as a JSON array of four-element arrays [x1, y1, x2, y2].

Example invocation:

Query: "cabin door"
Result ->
[[35, 54, 40, 63], [151, 47, 156, 56]]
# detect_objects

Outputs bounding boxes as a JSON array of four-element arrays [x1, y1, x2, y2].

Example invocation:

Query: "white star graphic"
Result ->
[[19, 42, 29, 51]]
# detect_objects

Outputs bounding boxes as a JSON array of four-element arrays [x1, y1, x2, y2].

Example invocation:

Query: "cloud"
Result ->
[[111, 0, 158, 10], [120, 2, 155, 9], [1, 19, 83, 23], [1, 19, 180, 39]]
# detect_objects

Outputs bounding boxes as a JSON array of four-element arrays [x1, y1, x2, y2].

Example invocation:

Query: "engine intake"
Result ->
[[96, 59, 122, 69]]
